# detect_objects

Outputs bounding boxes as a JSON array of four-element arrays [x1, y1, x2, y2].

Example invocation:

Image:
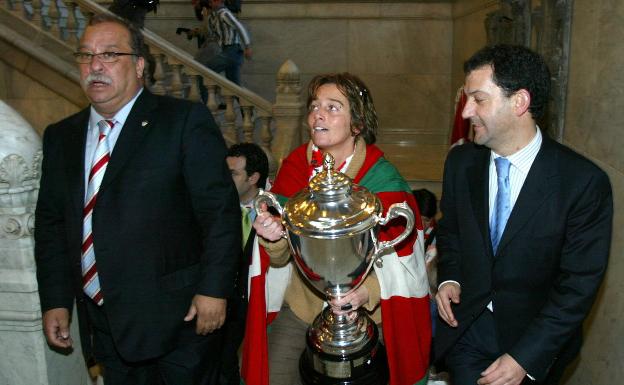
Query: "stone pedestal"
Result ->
[[0, 100, 88, 385]]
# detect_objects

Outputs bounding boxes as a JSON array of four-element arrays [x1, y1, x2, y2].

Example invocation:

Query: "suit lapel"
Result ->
[[65, 108, 90, 214], [98, 91, 158, 194], [243, 228, 256, 259], [467, 147, 493, 256], [496, 137, 558, 254]]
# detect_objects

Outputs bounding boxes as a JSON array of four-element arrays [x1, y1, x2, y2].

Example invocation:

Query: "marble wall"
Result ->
[[0, 59, 83, 136], [450, 0, 499, 129], [144, 0, 456, 145], [562, 0, 624, 382]]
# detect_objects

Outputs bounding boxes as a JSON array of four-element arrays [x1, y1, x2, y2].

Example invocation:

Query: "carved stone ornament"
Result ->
[[485, 0, 572, 141], [0, 152, 41, 190], [0, 101, 42, 241]]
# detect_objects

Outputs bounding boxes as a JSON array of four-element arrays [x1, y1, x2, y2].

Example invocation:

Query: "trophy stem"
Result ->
[[300, 307, 388, 385]]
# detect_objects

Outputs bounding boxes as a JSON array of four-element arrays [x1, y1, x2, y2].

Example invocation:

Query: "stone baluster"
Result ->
[[272, 59, 304, 165], [8, 0, 24, 15], [150, 52, 168, 96], [74, 5, 87, 39], [46, 0, 61, 37], [241, 106, 254, 143], [258, 116, 277, 176], [221, 94, 237, 146], [79, 7, 93, 30], [169, 63, 185, 99], [185, 73, 202, 103], [30, 0, 43, 26], [258, 116, 272, 151], [205, 83, 219, 113], [64, 1, 79, 46]]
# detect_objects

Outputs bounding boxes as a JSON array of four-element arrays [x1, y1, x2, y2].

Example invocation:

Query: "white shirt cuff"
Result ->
[[438, 280, 460, 291]]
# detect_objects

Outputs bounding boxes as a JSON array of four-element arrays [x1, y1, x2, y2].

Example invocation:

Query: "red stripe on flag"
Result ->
[[381, 295, 431, 385], [241, 246, 272, 385]]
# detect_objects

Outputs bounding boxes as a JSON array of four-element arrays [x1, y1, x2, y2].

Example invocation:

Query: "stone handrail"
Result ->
[[1, 0, 305, 173]]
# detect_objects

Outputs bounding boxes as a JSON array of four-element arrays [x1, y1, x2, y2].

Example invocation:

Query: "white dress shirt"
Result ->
[[84, 88, 143, 198]]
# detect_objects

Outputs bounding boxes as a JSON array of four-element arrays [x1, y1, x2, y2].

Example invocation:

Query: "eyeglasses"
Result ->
[[73, 51, 138, 64]]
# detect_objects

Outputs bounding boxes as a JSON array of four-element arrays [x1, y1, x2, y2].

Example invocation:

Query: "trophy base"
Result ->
[[298, 324, 388, 385]]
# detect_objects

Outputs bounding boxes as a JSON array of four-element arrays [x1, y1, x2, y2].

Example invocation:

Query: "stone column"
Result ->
[[0, 101, 89, 385], [272, 60, 304, 167]]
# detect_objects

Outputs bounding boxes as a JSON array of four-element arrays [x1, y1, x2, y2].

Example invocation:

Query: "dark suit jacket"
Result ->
[[434, 135, 613, 381], [35, 90, 241, 362]]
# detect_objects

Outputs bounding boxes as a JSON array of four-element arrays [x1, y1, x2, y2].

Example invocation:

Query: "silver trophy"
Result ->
[[254, 153, 414, 385]]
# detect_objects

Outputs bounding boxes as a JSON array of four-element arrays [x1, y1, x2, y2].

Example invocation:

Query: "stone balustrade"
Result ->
[[0, 0, 306, 173]]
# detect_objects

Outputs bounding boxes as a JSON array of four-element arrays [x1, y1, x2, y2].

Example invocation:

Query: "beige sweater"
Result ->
[[259, 139, 382, 324]]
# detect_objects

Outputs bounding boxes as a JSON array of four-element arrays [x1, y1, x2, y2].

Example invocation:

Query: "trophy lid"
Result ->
[[283, 153, 382, 238]]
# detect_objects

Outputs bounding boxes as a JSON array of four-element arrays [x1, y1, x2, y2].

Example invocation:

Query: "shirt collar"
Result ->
[[491, 126, 542, 175], [240, 190, 260, 209], [89, 88, 144, 129]]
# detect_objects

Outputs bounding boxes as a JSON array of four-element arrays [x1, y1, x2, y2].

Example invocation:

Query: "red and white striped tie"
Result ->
[[81, 119, 114, 305]]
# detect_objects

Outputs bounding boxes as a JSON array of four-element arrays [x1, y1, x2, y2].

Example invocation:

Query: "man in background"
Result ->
[[223, 142, 269, 385], [435, 44, 613, 385], [35, 13, 240, 385]]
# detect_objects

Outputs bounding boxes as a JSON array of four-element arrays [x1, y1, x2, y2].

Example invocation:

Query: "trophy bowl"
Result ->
[[254, 153, 414, 385]]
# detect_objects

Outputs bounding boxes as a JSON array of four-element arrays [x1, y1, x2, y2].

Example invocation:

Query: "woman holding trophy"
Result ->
[[242, 73, 431, 385]]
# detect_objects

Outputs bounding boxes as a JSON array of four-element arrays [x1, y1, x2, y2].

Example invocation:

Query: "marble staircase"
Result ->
[[0, 0, 449, 192]]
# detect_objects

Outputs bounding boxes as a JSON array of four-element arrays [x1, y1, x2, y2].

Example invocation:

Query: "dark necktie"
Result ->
[[241, 206, 252, 247], [491, 157, 511, 254], [81, 119, 114, 305]]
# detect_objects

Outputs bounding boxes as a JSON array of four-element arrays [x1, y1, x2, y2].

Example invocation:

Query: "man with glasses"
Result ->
[[35, 13, 241, 385]]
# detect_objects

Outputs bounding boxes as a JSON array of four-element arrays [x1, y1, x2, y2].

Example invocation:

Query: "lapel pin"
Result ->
[[141, 120, 149, 127]]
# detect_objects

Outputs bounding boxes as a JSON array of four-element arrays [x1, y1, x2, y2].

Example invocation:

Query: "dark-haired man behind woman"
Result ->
[[435, 45, 612, 385], [223, 142, 269, 385]]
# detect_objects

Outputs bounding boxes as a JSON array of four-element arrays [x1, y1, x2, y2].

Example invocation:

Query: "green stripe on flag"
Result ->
[[359, 157, 411, 194]]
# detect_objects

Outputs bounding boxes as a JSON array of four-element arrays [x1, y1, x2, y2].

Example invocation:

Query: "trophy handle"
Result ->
[[341, 203, 414, 297], [253, 189, 284, 216], [375, 202, 415, 257]]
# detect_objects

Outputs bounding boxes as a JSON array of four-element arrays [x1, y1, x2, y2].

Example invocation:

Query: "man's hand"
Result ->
[[435, 281, 461, 327], [244, 47, 252, 60], [183, 294, 227, 335], [42, 308, 73, 348], [477, 353, 527, 385]]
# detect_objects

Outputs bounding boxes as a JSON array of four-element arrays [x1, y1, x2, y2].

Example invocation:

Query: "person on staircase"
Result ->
[[204, 0, 251, 86]]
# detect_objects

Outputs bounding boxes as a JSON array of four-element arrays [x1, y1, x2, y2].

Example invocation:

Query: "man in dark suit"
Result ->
[[222, 142, 268, 385], [34, 13, 240, 385], [434, 45, 613, 385]]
